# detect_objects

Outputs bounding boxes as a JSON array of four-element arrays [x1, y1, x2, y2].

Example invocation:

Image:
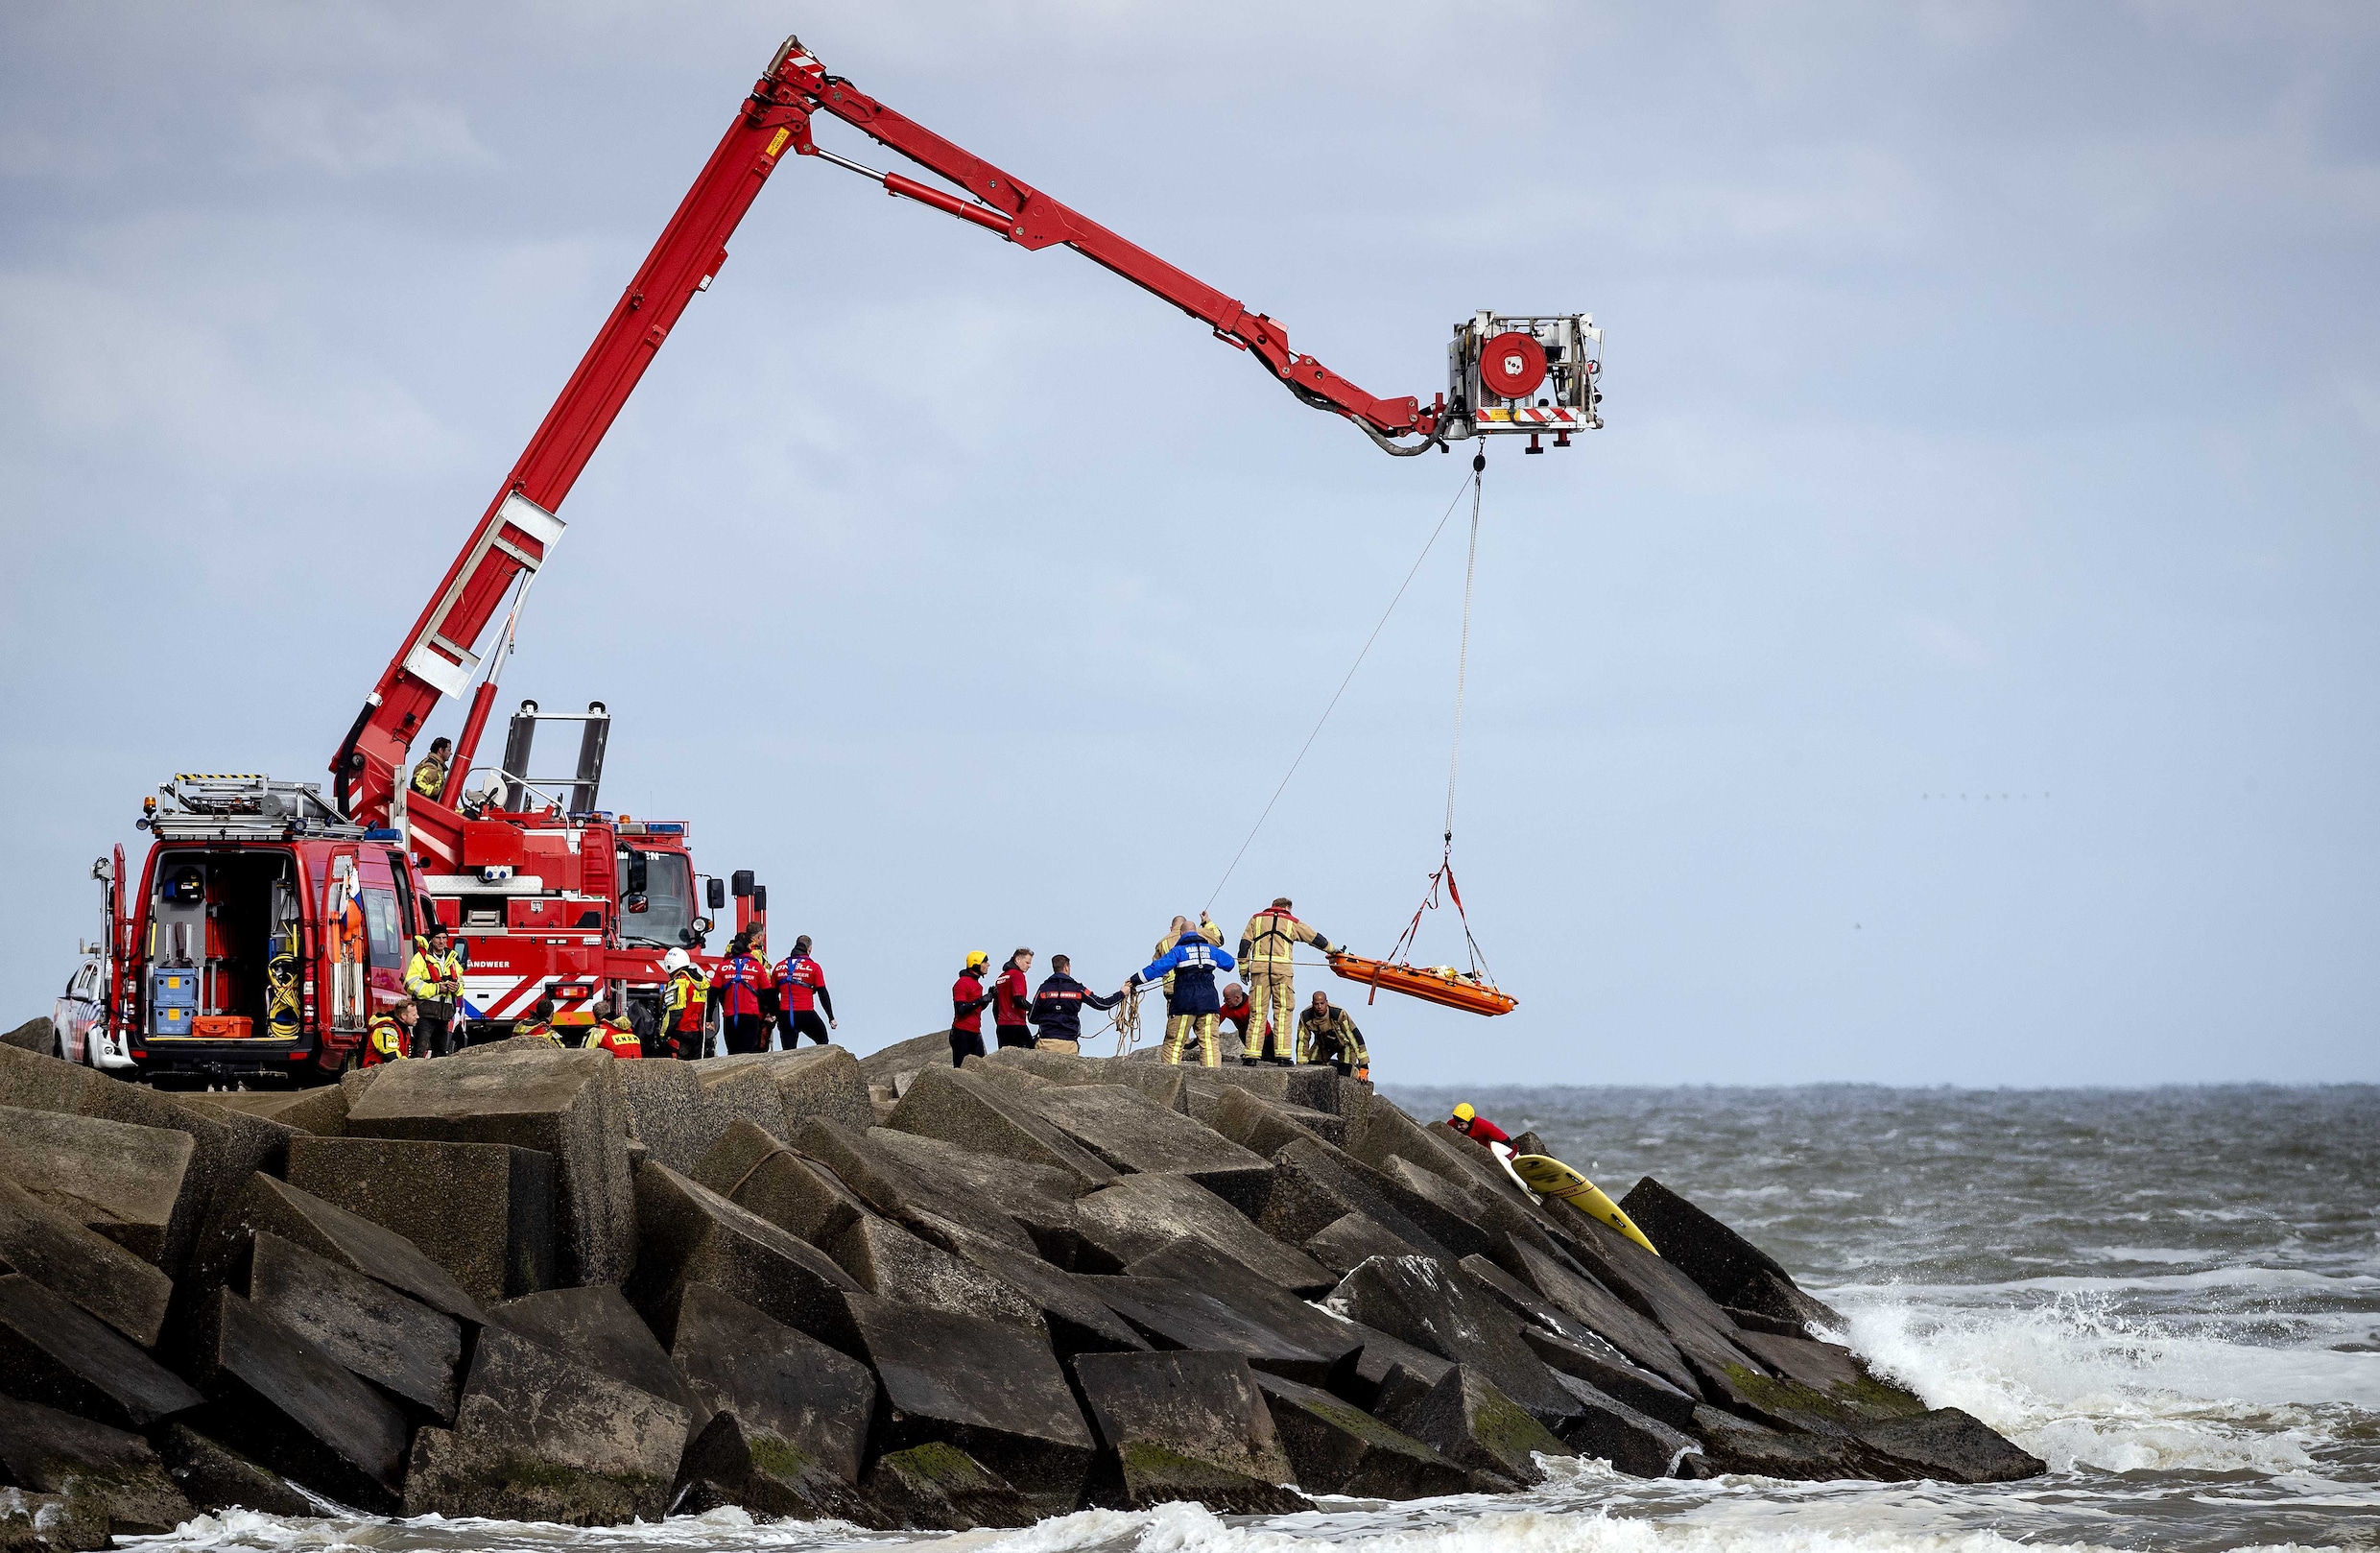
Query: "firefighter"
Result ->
[[1237, 897, 1339, 1064], [774, 935, 836, 1047], [950, 951, 994, 1067], [364, 998, 418, 1066], [1297, 991, 1368, 1078], [662, 948, 710, 1060], [1127, 934, 1237, 1067], [403, 927, 464, 1058], [1151, 914, 1222, 1002], [590, 998, 642, 1059], [713, 936, 774, 1055], [1028, 954, 1122, 1053], [409, 736, 454, 801], [512, 998, 561, 1045], [990, 948, 1035, 1051]]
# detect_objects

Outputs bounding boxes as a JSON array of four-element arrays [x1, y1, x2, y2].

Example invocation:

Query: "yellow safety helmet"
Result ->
[[1452, 1102, 1476, 1122], [965, 950, 988, 969]]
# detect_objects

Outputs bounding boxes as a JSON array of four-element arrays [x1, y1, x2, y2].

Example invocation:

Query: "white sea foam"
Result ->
[[1825, 1285, 2380, 1475]]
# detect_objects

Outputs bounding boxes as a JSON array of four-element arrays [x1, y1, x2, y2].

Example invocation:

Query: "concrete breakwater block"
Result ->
[[0, 1395, 196, 1536], [1215, 1085, 1347, 1153], [0, 1047, 292, 1275], [888, 1066, 1119, 1189], [1072, 1172, 1334, 1295], [491, 1285, 710, 1450], [1856, 1407, 2050, 1484], [1124, 1240, 1365, 1375], [284, 1135, 554, 1306], [1392, 1364, 1574, 1485], [185, 1289, 411, 1514], [1072, 1350, 1307, 1514], [1324, 1254, 1582, 1427], [670, 1285, 876, 1498], [1078, 1276, 1344, 1388], [0, 1276, 201, 1429], [610, 1060, 715, 1174], [1519, 1324, 1702, 1430], [693, 1122, 869, 1246], [825, 1215, 1048, 1335], [1027, 1085, 1276, 1212], [1257, 1136, 1483, 1264], [344, 1041, 633, 1287], [908, 1212, 1153, 1357], [702, 1047, 874, 1139], [240, 1233, 461, 1422], [845, 1292, 1096, 1515], [1503, 1236, 1699, 1397], [1619, 1175, 1846, 1332], [403, 1325, 686, 1525], [1304, 1209, 1423, 1277], [1551, 1372, 1702, 1477], [189, 1173, 483, 1326], [1251, 1372, 1490, 1498], [862, 1442, 1037, 1530], [628, 1163, 860, 1351], [0, 1106, 199, 1273], [154, 1422, 314, 1517], [0, 1175, 175, 1348]]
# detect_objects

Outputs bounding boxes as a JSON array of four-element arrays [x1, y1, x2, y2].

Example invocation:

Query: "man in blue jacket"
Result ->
[[1028, 954, 1123, 1052], [1128, 935, 1238, 1067]]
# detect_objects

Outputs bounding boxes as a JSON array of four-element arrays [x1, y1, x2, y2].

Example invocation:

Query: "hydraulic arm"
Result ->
[[336, 33, 1592, 833]]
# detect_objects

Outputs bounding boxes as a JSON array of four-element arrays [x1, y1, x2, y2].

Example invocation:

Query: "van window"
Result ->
[[386, 851, 422, 938], [363, 889, 405, 968]]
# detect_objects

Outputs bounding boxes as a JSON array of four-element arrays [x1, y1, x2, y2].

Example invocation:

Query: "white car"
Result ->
[[53, 957, 135, 1073]]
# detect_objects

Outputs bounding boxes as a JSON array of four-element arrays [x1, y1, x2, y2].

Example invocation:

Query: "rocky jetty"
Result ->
[[0, 1036, 2045, 1542]]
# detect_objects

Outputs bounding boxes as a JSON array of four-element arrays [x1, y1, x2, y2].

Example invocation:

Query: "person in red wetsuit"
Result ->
[[990, 948, 1035, 1051], [713, 936, 775, 1055], [774, 935, 836, 1047], [1216, 982, 1257, 1062], [1447, 1101, 1511, 1147], [950, 951, 995, 1067]]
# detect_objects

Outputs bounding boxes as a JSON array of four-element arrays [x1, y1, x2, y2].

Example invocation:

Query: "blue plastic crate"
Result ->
[[152, 970, 200, 1009]]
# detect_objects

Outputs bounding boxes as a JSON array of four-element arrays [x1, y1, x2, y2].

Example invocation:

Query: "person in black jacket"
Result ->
[[1028, 955, 1122, 1051]]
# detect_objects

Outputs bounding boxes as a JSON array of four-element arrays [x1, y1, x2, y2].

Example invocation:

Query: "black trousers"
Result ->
[[416, 1015, 452, 1059], [778, 1010, 831, 1046], [948, 1028, 986, 1067], [724, 1014, 766, 1055], [994, 1024, 1035, 1050]]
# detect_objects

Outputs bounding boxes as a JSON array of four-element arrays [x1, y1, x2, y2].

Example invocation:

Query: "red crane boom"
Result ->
[[335, 33, 1527, 835]]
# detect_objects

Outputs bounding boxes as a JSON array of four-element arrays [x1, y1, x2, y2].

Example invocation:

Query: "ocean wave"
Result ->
[[1826, 1286, 2380, 1475]]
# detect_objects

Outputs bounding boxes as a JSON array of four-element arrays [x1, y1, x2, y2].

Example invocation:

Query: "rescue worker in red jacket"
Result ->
[[949, 951, 995, 1066], [990, 948, 1035, 1051], [589, 998, 642, 1059], [364, 998, 418, 1066], [713, 936, 774, 1055], [1447, 1101, 1511, 1148], [774, 935, 836, 1047], [1217, 982, 1257, 1062]]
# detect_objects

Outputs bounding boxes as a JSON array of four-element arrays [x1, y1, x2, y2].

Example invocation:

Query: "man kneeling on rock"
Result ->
[[1127, 933, 1238, 1067]]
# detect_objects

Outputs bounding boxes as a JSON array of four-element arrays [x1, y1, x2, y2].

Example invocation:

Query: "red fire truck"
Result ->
[[74, 32, 1597, 1086]]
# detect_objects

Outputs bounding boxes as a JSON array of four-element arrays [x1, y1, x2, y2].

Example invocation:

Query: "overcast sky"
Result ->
[[3, 2, 2374, 1085]]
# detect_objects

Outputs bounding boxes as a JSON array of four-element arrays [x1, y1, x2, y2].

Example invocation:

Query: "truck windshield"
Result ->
[[617, 851, 695, 947]]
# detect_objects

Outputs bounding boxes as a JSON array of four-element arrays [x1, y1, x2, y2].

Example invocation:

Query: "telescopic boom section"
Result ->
[[337, 34, 1440, 829]]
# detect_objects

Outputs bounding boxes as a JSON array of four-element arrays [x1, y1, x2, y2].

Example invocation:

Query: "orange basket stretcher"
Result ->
[[1328, 952, 1517, 1016]]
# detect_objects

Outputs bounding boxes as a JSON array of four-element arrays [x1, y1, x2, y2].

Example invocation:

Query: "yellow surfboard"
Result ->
[[1511, 1154, 1661, 1256]]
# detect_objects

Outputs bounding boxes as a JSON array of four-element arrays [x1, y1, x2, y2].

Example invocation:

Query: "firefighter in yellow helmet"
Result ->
[[1236, 897, 1339, 1064]]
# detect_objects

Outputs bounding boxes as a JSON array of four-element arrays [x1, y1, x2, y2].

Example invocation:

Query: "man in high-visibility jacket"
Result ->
[[713, 936, 774, 1055], [1236, 898, 1339, 1064], [589, 998, 642, 1059], [512, 998, 562, 1045], [1297, 991, 1368, 1078], [403, 927, 464, 1058], [409, 736, 454, 801], [662, 948, 709, 1060], [364, 998, 418, 1066]]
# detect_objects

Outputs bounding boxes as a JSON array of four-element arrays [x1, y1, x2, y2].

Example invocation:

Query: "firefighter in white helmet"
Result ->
[[661, 948, 710, 1061]]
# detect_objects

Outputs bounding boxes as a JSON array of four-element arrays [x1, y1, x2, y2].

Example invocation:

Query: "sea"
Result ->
[[137, 1085, 2379, 1553]]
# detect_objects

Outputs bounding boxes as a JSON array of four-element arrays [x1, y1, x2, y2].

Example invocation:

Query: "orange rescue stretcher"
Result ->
[[1327, 952, 1517, 1016]]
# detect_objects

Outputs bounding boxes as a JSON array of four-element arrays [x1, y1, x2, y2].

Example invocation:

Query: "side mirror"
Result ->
[[751, 883, 768, 912], [705, 878, 726, 912], [731, 871, 754, 899], [623, 893, 650, 915]]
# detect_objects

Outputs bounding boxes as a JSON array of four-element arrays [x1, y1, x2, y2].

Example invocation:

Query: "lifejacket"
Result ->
[[713, 954, 772, 1019], [363, 1014, 410, 1065], [666, 968, 709, 1033], [512, 1018, 560, 1045], [593, 1018, 641, 1059]]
